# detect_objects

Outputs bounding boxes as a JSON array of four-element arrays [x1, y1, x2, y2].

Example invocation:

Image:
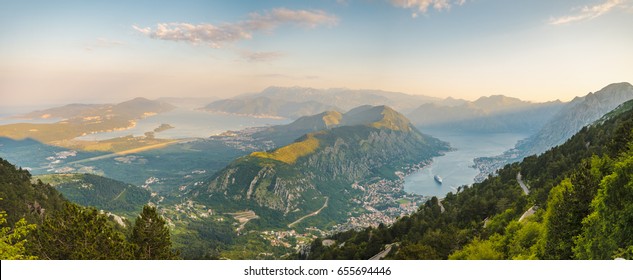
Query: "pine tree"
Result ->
[[131, 205, 179, 259], [28, 202, 134, 259]]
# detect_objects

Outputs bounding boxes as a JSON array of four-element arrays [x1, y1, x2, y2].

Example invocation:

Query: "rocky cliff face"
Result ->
[[206, 159, 316, 214], [517, 82, 633, 157], [195, 106, 449, 225], [300, 127, 434, 182]]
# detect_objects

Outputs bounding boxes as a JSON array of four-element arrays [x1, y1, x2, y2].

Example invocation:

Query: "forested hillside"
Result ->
[[0, 158, 178, 259], [36, 173, 152, 219], [304, 99, 633, 260], [0, 159, 66, 225]]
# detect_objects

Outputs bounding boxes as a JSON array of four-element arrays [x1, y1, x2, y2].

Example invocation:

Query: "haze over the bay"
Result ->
[[1, 0, 632, 107]]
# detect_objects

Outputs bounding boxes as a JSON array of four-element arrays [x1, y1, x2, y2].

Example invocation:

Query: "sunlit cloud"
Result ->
[[133, 8, 338, 48], [389, 0, 467, 15], [549, 0, 626, 25]]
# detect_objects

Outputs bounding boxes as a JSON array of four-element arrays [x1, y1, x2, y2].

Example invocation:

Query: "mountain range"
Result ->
[[199, 86, 569, 134], [202, 87, 446, 119], [407, 95, 564, 133], [202, 96, 340, 119]]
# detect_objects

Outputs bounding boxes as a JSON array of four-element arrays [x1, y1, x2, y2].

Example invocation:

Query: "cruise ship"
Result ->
[[434, 175, 443, 184]]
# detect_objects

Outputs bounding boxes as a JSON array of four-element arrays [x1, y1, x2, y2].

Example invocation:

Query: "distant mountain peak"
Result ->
[[602, 82, 633, 90], [321, 111, 343, 127], [114, 97, 176, 114], [369, 105, 412, 132], [472, 95, 527, 109], [128, 97, 151, 102], [342, 105, 413, 132]]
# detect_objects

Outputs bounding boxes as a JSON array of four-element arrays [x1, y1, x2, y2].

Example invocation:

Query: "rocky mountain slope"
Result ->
[[515, 82, 633, 157], [474, 82, 633, 180]]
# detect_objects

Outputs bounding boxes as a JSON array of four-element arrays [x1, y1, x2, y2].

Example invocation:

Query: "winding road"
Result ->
[[516, 172, 537, 222]]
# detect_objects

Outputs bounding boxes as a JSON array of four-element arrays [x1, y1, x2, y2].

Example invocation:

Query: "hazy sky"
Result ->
[[1, 0, 632, 107]]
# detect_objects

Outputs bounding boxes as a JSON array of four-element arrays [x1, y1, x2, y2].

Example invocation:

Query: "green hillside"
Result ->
[[0, 158, 66, 225], [36, 173, 152, 219]]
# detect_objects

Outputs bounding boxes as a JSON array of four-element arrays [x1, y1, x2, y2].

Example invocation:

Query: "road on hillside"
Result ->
[[517, 172, 530, 195], [519, 205, 537, 222], [369, 243, 395, 260], [288, 197, 329, 228], [438, 198, 445, 213]]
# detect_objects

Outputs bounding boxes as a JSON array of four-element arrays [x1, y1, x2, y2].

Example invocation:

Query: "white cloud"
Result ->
[[254, 73, 320, 80], [389, 0, 466, 14], [84, 38, 125, 51], [239, 50, 284, 62], [549, 0, 626, 25], [132, 23, 249, 48], [133, 8, 337, 48]]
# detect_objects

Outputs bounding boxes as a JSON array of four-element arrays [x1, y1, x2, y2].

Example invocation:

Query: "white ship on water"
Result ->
[[434, 175, 443, 184]]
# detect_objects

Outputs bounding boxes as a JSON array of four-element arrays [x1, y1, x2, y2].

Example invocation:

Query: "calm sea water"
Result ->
[[75, 108, 289, 140], [404, 129, 528, 198]]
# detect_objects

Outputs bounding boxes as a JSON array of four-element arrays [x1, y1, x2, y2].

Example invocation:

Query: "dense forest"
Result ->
[[304, 100, 633, 260], [0, 158, 178, 259]]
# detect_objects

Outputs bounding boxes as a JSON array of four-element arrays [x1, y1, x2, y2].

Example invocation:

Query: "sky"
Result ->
[[1, 0, 632, 108]]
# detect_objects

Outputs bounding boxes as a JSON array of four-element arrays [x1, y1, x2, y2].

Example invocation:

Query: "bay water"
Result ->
[[404, 129, 528, 198]]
